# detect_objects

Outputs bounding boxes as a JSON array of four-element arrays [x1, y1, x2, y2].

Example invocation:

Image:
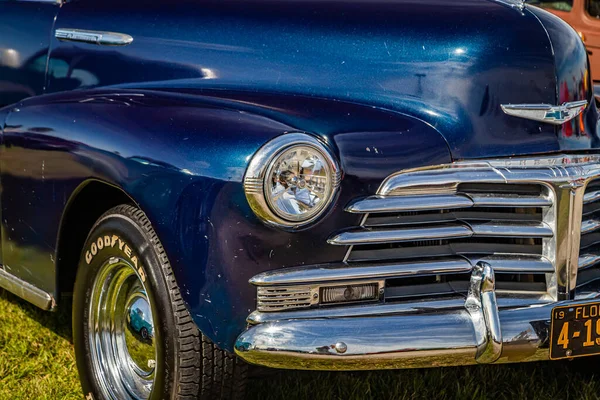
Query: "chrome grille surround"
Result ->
[[249, 154, 600, 320]]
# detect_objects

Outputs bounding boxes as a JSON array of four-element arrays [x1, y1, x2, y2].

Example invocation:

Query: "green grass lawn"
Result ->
[[2, 288, 600, 399]]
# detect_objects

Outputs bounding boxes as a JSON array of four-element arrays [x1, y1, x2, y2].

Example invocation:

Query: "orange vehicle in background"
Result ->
[[528, 1, 600, 82]]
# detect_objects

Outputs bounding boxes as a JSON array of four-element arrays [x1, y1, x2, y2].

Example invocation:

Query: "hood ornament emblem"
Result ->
[[501, 100, 588, 125]]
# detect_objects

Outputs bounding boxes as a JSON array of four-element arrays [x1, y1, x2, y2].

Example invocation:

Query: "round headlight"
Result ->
[[244, 133, 341, 229]]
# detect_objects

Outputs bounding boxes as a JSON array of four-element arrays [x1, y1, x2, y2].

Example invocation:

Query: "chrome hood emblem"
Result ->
[[501, 100, 588, 125]]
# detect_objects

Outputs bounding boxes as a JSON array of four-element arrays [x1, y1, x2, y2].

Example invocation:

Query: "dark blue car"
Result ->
[[1, 0, 599, 398]]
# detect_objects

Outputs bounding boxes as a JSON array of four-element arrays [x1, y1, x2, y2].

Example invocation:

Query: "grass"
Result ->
[[0, 290, 80, 399], [2, 288, 600, 400]]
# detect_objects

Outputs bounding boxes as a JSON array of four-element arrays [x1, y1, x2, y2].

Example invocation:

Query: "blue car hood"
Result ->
[[49, 0, 597, 159]]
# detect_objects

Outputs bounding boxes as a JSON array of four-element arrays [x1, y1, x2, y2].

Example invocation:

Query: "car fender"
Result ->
[[1, 88, 452, 349]]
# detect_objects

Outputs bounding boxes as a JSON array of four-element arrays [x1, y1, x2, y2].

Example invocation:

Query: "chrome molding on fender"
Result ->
[[0, 267, 56, 310], [55, 29, 133, 46], [501, 100, 588, 125]]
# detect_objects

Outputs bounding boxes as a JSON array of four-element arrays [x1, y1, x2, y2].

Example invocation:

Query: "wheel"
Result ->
[[73, 204, 247, 400]]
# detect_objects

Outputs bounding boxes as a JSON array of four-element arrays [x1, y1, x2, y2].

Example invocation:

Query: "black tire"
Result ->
[[141, 327, 149, 340], [73, 204, 247, 400]]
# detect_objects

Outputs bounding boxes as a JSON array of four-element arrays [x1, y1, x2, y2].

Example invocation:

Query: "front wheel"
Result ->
[[72, 205, 247, 400]]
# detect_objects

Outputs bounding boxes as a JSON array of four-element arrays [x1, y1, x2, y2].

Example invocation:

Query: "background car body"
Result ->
[[0, 0, 597, 353], [527, 0, 600, 81]]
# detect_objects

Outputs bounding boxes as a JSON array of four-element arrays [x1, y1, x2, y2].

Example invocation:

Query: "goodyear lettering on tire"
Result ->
[[85, 235, 146, 282]]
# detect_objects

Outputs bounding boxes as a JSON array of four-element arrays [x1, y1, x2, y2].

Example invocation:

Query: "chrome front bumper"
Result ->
[[234, 263, 597, 370]]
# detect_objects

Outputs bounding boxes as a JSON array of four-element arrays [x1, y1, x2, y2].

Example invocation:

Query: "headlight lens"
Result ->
[[265, 145, 332, 221], [244, 133, 341, 229]]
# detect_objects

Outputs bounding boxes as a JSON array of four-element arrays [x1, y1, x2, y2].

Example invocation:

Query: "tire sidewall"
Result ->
[[73, 210, 177, 400]]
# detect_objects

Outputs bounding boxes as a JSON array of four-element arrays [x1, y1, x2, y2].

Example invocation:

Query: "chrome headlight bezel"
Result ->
[[244, 132, 341, 229]]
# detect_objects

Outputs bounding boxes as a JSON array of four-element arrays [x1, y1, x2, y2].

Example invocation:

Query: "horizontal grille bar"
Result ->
[[379, 166, 506, 196], [328, 224, 472, 246], [347, 193, 550, 214], [584, 189, 600, 205], [251, 259, 471, 286], [477, 255, 554, 273], [468, 193, 551, 207], [250, 255, 553, 286], [581, 217, 600, 235], [329, 222, 552, 246], [347, 243, 542, 263], [470, 222, 552, 238], [579, 253, 600, 270], [346, 194, 473, 214], [365, 210, 542, 227]]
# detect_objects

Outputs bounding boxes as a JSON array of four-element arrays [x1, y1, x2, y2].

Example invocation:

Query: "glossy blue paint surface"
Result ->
[[0, 2, 59, 107], [0, 0, 598, 350]]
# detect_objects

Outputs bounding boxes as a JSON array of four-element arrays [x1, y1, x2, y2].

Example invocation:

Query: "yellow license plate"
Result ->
[[550, 302, 600, 360]]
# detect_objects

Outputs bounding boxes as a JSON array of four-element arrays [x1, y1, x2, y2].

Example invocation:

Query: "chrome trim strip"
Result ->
[[249, 255, 553, 288], [478, 255, 554, 273], [250, 259, 472, 286], [379, 166, 505, 197], [579, 253, 600, 270], [55, 28, 133, 46], [468, 193, 551, 207], [19, 0, 61, 3], [329, 221, 552, 246], [346, 193, 549, 214], [346, 194, 473, 214], [584, 189, 600, 204], [581, 217, 600, 235], [469, 222, 553, 238], [500, 100, 588, 125], [378, 154, 600, 197], [328, 224, 472, 246], [0, 267, 55, 311]]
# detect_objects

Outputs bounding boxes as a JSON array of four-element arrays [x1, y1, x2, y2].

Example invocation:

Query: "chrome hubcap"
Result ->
[[89, 257, 156, 399]]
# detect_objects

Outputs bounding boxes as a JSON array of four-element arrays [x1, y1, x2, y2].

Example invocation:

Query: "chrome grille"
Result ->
[[330, 178, 553, 302]]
